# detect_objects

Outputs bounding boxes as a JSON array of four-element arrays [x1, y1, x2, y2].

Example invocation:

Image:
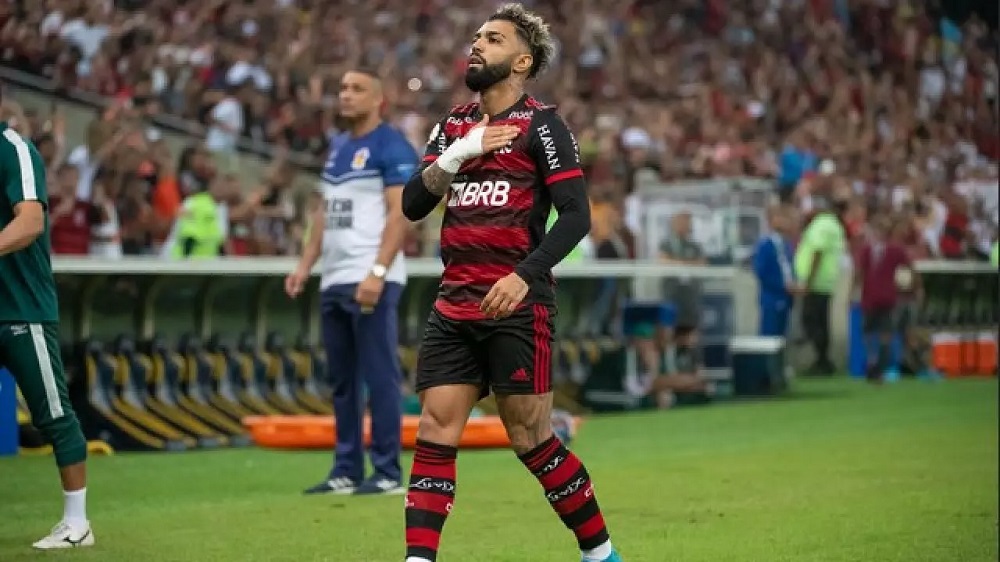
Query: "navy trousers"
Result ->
[[320, 282, 403, 482], [759, 295, 791, 338]]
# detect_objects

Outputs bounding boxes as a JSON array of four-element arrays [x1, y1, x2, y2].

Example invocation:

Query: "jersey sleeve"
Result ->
[[420, 117, 449, 167], [529, 111, 585, 187], [379, 131, 419, 187], [2, 130, 47, 208], [514, 111, 591, 285]]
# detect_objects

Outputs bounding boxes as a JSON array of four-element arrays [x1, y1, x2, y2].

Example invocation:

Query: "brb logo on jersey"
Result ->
[[448, 180, 511, 208]]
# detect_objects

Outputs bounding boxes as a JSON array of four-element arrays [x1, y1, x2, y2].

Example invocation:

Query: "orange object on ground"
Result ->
[[931, 333, 962, 377], [959, 334, 980, 375], [243, 415, 536, 450], [976, 332, 997, 375]]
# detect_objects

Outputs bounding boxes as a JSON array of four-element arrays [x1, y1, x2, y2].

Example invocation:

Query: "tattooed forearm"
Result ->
[[421, 162, 456, 197]]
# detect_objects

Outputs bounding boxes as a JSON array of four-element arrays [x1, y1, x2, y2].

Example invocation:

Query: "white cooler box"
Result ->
[[729, 336, 788, 396]]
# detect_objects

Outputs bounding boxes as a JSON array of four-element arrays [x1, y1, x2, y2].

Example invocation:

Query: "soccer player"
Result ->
[[400, 5, 620, 562], [0, 98, 94, 548], [286, 68, 418, 495]]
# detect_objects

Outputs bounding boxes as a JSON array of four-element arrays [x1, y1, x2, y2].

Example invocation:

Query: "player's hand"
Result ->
[[470, 114, 520, 155], [437, 114, 520, 173], [284, 267, 309, 299], [355, 274, 384, 313], [481, 272, 529, 319]]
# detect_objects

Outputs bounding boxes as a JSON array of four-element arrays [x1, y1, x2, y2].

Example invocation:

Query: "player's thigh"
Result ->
[[414, 310, 484, 443], [485, 304, 555, 396], [1, 323, 71, 427], [487, 305, 556, 452], [415, 309, 486, 395]]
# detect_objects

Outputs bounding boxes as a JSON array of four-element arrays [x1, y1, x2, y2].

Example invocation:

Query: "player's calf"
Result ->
[[497, 394, 618, 561], [11, 335, 93, 547], [404, 384, 479, 562], [29, 411, 93, 549]]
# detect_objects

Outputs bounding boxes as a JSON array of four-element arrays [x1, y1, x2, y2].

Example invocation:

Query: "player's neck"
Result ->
[[479, 83, 524, 118], [348, 114, 382, 138]]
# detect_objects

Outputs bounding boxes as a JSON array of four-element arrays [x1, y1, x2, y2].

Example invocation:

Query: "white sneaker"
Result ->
[[354, 476, 405, 496], [32, 520, 95, 549], [303, 476, 358, 495]]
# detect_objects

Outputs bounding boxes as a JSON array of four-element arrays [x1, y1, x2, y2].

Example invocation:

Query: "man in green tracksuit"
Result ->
[[0, 111, 95, 549]]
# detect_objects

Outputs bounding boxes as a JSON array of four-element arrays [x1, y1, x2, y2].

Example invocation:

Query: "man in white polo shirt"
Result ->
[[286, 67, 417, 496]]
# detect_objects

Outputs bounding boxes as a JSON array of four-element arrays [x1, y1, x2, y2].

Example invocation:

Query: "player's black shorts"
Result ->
[[415, 304, 556, 397]]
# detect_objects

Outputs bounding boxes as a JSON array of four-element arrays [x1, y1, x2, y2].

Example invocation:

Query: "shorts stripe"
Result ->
[[532, 304, 551, 393], [3, 129, 38, 200], [28, 324, 63, 419]]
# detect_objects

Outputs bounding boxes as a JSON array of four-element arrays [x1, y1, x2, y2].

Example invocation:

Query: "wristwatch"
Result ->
[[370, 264, 387, 279]]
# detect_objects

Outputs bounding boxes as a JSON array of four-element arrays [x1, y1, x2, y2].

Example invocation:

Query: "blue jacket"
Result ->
[[752, 233, 795, 304]]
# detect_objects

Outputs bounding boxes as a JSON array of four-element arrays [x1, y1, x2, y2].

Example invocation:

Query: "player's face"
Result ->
[[338, 71, 382, 121], [465, 20, 531, 93]]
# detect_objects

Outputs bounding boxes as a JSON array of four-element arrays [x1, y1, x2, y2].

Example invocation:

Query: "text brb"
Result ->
[[448, 180, 511, 208]]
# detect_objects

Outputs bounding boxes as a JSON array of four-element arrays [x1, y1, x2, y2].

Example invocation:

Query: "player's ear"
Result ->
[[512, 53, 533, 76]]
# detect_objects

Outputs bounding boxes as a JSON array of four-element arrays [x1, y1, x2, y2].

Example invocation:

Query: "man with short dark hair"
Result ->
[[286, 67, 418, 496]]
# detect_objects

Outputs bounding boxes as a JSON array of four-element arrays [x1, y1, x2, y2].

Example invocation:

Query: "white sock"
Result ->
[[405, 558, 433, 562], [63, 488, 88, 526], [582, 540, 614, 561]]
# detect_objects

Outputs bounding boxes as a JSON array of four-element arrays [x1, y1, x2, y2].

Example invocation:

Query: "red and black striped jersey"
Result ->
[[421, 94, 588, 321]]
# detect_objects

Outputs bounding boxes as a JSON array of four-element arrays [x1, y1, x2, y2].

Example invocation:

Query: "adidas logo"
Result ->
[[510, 368, 530, 382]]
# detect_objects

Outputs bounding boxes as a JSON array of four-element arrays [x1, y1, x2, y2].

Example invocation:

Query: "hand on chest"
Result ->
[[454, 120, 532, 171]]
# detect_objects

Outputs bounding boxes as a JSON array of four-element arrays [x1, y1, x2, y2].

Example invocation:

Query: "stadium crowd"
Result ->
[[0, 0, 997, 262]]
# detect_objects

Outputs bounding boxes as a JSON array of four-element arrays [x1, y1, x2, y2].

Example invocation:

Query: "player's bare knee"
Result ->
[[497, 394, 553, 455], [416, 388, 475, 447]]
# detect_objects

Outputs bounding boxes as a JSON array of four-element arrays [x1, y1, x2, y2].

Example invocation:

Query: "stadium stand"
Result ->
[[0, 0, 995, 261], [4, 1, 998, 453]]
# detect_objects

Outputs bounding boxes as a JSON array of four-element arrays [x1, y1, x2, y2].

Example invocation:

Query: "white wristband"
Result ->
[[436, 150, 464, 174], [436, 128, 486, 174]]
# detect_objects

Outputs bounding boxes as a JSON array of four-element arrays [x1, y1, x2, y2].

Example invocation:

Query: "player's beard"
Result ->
[[464, 59, 513, 93]]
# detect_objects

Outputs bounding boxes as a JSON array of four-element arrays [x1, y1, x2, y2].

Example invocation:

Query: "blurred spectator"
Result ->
[[855, 215, 917, 381], [48, 164, 103, 255], [660, 211, 706, 351], [0, 0, 994, 259], [248, 150, 295, 256], [752, 204, 799, 338], [794, 196, 848, 376], [660, 211, 706, 334], [204, 83, 245, 174], [938, 190, 972, 258]]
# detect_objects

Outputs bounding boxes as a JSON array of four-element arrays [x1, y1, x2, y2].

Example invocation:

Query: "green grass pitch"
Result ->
[[1, 377, 996, 561]]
